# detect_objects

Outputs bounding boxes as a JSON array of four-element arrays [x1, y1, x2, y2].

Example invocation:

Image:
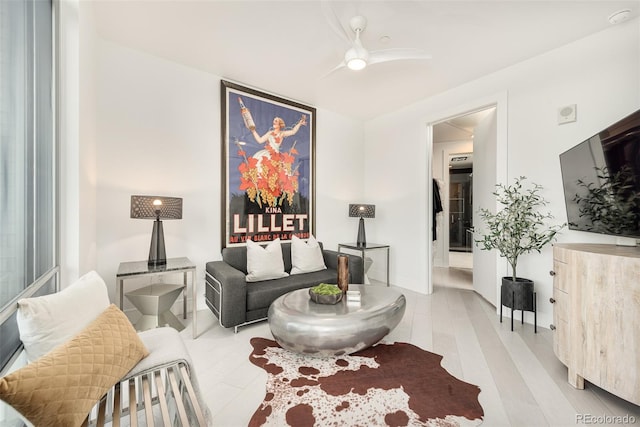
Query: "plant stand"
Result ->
[[500, 277, 537, 333]]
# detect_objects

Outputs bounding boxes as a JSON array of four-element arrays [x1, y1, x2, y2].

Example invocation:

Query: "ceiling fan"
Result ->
[[329, 15, 432, 73]]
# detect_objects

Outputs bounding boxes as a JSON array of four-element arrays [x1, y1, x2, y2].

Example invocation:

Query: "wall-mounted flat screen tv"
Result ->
[[559, 108, 640, 239]]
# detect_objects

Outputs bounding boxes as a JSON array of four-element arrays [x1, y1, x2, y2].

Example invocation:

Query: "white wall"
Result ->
[[364, 19, 640, 328], [90, 39, 365, 313], [78, 1, 98, 280], [314, 109, 366, 249], [59, 0, 98, 288], [58, 0, 80, 287]]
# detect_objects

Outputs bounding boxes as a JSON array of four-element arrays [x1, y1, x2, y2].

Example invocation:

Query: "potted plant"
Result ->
[[308, 283, 343, 305], [474, 176, 565, 320]]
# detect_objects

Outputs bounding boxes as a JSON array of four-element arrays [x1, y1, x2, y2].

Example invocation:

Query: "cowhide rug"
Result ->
[[248, 337, 484, 427]]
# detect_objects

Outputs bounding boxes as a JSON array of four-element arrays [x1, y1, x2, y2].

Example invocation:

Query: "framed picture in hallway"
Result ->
[[220, 80, 316, 247]]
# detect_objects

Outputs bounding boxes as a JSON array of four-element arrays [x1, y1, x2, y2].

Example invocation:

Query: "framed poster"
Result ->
[[221, 80, 316, 247]]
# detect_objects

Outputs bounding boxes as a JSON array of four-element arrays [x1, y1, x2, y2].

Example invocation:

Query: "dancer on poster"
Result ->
[[235, 98, 307, 209]]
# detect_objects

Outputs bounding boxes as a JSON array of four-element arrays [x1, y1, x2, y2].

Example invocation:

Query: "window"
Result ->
[[0, 0, 57, 370]]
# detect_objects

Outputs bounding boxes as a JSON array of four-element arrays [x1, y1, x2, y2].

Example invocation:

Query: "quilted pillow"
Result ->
[[0, 304, 149, 427], [17, 270, 110, 362], [246, 238, 289, 282], [290, 235, 327, 275]]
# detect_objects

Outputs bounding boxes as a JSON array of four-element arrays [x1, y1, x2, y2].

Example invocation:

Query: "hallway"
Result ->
[[433, 265, 472, 290]]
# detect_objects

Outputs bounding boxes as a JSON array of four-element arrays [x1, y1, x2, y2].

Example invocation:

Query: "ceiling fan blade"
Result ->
[[322, 60, 347, 78], [368, 48, 432, 66], [320, 1, 352, 45]]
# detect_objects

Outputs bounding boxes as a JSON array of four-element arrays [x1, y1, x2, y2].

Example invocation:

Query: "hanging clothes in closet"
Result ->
[[433, 179, 443, 240]]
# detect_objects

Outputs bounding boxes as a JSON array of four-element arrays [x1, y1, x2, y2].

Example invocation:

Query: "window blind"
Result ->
[[0, 0, 57, 372]]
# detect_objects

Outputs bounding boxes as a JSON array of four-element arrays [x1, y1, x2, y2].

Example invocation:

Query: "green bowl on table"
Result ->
[[309, 283, 343, 305]]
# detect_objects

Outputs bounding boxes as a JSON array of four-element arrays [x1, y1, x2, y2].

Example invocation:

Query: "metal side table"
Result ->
[[116, 257, 198, 338], [125, 283, 186, 332], [338, 242, 390, 286]]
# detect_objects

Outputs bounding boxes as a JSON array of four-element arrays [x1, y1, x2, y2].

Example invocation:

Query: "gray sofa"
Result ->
[[205, 241, 363, 332]]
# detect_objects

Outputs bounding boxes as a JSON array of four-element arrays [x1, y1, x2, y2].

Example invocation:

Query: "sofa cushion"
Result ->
[[281, 241, 322, 273], [281, 243, 292, 273], [222, 246, 249, 274], [246, 238, 289, 282], [16, 270, 111, 362], [290, 235, 327, 275], [222, 241, 326, 274], [246, 268, 338, 311]]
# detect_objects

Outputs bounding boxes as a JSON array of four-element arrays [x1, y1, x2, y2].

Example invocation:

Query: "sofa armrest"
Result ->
[[322, 249, 364, 284], [205, 261, 247, 328]]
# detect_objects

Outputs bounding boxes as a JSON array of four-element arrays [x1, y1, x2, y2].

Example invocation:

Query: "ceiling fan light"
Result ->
[[347, 58, 367, 70], [345, 47, 368, 70]]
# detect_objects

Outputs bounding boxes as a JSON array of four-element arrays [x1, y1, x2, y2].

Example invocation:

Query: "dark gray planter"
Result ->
[[501, 277, 534, 310], [500, 277, 537, 333]]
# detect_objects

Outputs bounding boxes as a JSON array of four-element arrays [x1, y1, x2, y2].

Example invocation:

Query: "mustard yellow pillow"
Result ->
[[0, 304, 149, 427]]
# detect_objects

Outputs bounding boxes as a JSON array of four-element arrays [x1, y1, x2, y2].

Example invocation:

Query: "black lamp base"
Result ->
[[148, 219, 167, 267], [356, 217, 366, 247]]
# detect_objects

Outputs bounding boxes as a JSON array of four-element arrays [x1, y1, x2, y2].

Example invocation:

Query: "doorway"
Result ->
[[449, 154, 473, 271], [431, 107, 496, 291], [449, 154, 473, 253]]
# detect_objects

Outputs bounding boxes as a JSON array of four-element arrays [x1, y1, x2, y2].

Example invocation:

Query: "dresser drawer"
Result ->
[[552, 287, 568, 321], [552, 318, 570, 365], [552, 258, 569, 293], [551, 286, 569, 365]]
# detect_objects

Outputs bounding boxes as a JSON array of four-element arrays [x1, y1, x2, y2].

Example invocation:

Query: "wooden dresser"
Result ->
[[551, 243, 640, 405]]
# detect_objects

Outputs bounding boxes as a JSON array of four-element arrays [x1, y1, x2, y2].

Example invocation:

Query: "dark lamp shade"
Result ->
[[130, 195, 183, 220], [348, 204, 375, 218], [130, 195, 182, 267]]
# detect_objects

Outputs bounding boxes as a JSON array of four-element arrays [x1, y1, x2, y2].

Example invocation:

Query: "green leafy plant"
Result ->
[[310, 283, 342, 295], [474, 176, 565, 281]]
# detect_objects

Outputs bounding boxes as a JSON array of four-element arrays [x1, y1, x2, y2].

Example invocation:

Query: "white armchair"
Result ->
[[0, 271, 209, 426]]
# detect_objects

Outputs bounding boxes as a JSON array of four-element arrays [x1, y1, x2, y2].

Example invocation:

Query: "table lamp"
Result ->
[[348, 204, 375, 247], [130, 195, 183, 266]]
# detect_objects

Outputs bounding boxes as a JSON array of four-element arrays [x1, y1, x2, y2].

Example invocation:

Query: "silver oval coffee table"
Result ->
[[268, 284, 406, 357]]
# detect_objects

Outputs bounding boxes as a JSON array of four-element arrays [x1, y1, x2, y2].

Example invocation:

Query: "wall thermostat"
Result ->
[[558, 104, 577, 124]]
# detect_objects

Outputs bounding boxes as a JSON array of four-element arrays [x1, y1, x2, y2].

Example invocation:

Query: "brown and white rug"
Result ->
[[248, 337, 484, 427]]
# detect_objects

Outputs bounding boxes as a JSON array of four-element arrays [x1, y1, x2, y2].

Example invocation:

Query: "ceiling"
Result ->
[[433, 108, 495, 143], [90, 1, 639, 121]]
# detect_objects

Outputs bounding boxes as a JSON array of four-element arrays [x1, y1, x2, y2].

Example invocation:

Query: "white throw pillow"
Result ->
[[290, 235, 327, 275], [16, 270, 110, 362], [246, 238, 289, 282]]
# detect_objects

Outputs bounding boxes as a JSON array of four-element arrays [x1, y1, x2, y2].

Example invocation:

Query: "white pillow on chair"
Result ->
[[290, 235, 327, 275], [16, 270, 110, 362], [246, 238, 289, 282]]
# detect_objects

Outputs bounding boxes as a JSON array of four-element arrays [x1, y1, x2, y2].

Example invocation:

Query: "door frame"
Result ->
[[425, 91, 508, 299]]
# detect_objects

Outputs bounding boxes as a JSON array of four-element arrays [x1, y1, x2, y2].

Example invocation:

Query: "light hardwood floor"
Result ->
[[179, 270, 640, 426]]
